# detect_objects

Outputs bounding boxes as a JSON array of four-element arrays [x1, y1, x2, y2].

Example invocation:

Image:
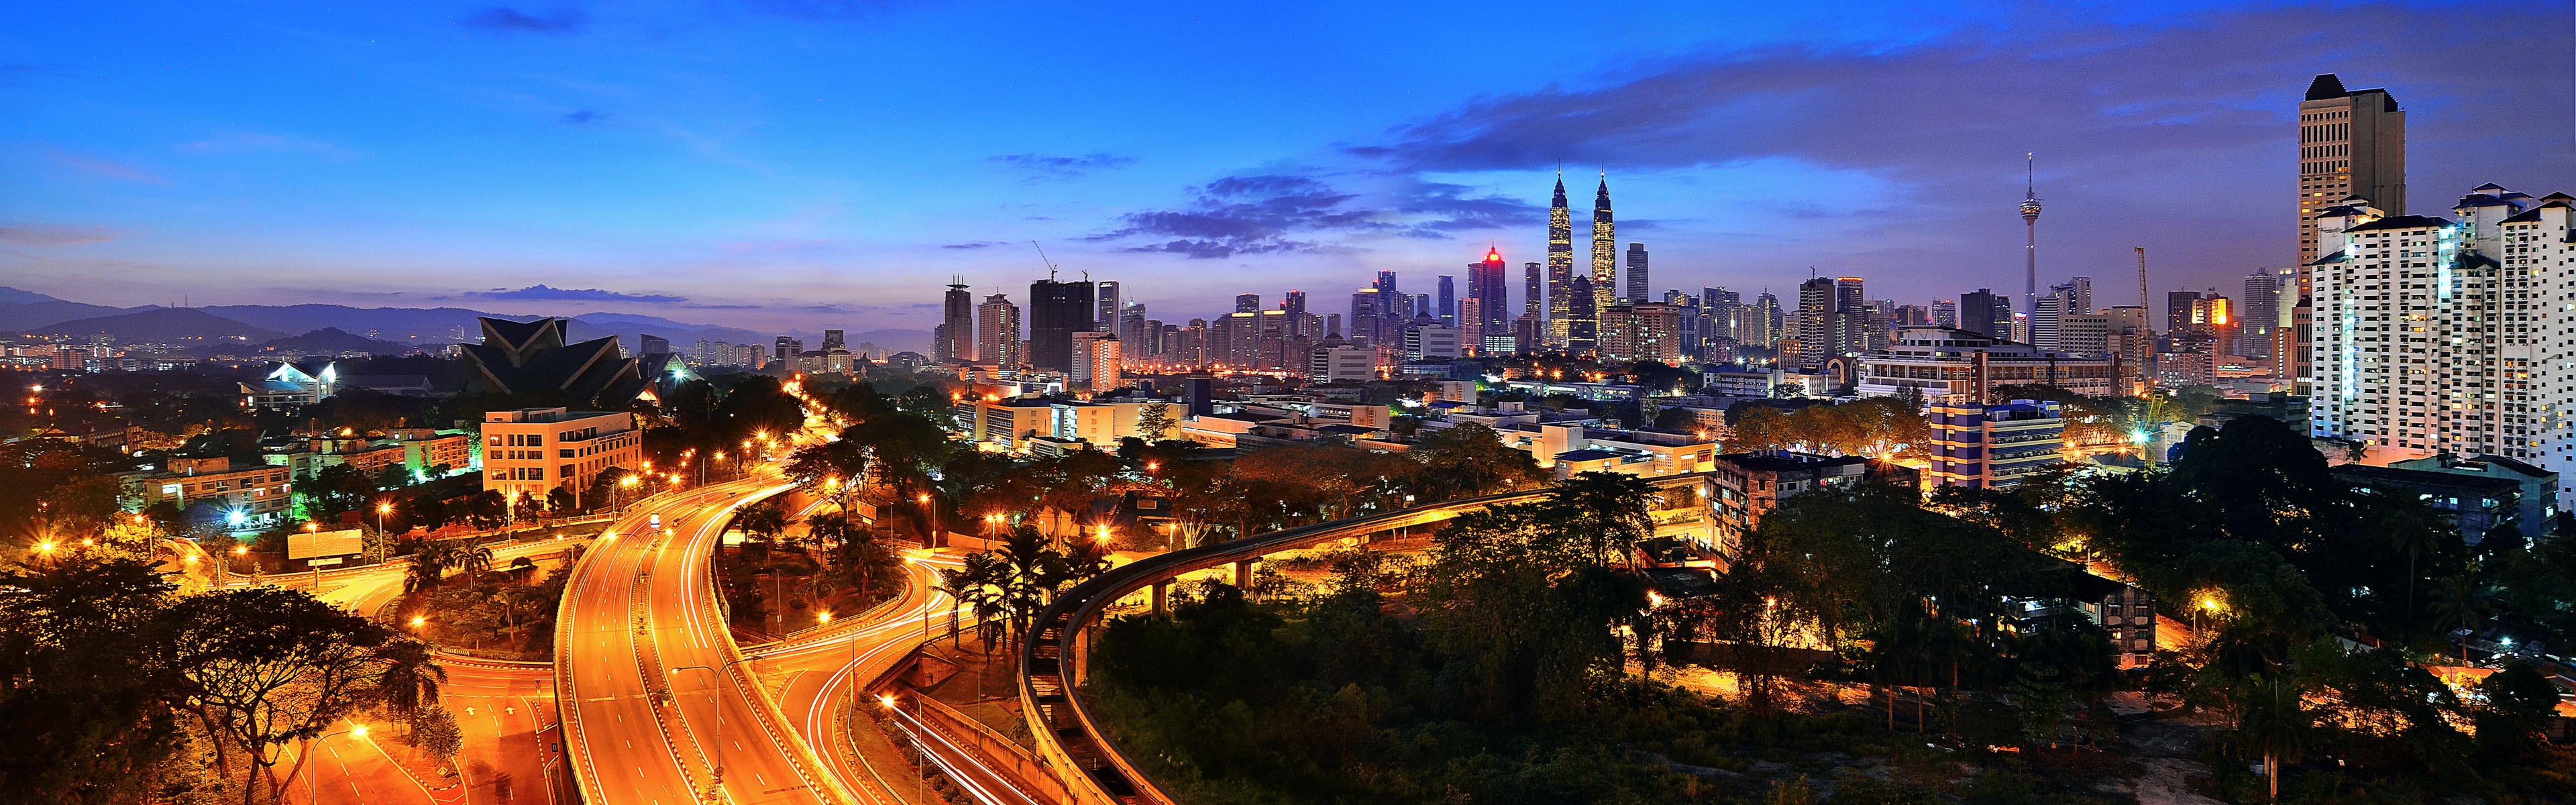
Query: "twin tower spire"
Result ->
[[1544, 171, 1617, 350]]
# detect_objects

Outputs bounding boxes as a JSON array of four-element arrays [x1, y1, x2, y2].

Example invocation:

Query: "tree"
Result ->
[[463, 490, 511, 530], [171, 586, 443, 804], [1540, 471, 1656, 568], [2231, 674, 2314, 801], [0, 558, 191, 805], [1406, 422, 1547, 501], [736, 499, 794, 543], [1134, 400, 1175, 442], [545, 486, 578, 517]]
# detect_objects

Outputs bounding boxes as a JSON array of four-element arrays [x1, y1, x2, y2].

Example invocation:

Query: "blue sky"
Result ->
[[3, 1, 2569, 331]]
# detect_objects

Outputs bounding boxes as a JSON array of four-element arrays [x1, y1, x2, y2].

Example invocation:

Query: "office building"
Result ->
[[1096, 281, 1122, 330], [1404, 325, 1462, 362], [1796, 277, 1834, 366], [1313, 343, 1375, 383], [976, 293, 1022, 367], [1565, 275, 1599, 354], [1960, 288, 2008, 340], [1547, 174, 1575, 347], [2297, 73, 2408, 392], [1236, 293, 1263, 314], [1927, 399, 2064, 490], [775, 335, 800, 362], [1599, 303, 1683, 364], [480, 407, 643, 507], [2239, 268, 2282, 359], [1591, 176, 1618, 310], [638, 334, 672, 356], [1856, 326, 2121, 402], [1029, 278, 1095, 372], [1437, 275, 1457, 327], [937, 278, 974, 364], [1625, 242, 1650, 305], [1468, 247, 1509, 336], [1932, 299, 1958, 328], [2310, 184, 2575, 508]]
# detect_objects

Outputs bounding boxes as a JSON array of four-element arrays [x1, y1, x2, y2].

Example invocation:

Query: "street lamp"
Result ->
[[669, 659, 754, 802], [918, 493, 938, 549]]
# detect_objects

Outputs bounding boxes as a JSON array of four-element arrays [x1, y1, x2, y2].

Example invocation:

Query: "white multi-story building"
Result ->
[[2310, 184, 2575, 505]]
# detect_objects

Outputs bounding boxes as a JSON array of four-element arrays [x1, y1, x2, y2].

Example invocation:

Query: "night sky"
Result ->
[[3, 1, 2570, 331]]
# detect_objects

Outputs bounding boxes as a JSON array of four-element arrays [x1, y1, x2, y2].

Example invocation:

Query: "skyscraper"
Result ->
[[1932, 299, 1959, 328], [1521, 261, 1542, 319], [1236, 293, 1262, 314], [1625, 242, 1650, 304], [2240, 268, 2280, 359], [1591, 176, 1617, 310], [1468, 247, 1509, 335], [1796, 276, 1834, 366], [1960, 288, 2007, 339], [1546, 174, 1574, 347], [1095, 281, 1122, 331], [1028, 278, 1094, 372], [1436, 275, 1456, 327], [1565, 275, 1597, 353], [820, 330, 845, 352], [977, 292, 1022, 367], [1833, 277, 1867, 358], [938, 277, 975, 364], [2297, 73, 2406, 392]]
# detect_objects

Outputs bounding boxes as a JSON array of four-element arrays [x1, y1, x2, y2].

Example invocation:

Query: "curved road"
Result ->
[[557, 476, 861, 805]]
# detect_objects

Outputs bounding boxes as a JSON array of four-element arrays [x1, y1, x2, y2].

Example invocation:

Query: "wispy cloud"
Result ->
[[992, 152, 1136, 179], [462, 6, 586, 34], [1085, 172, 1544, 258], [561, 109, 606, 124], [180, 131, 360, 162], [941, 241, 1004, 250], [0, 223, 123, 247], [464, 284, 687, 303], [44, 146, 167, 185]]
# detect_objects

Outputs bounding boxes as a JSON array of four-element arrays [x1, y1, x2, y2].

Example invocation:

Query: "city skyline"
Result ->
[[3, 1, 2571, 334]]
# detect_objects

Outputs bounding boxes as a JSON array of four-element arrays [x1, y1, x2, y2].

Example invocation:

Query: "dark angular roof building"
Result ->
[[460, 317, 651, 408]]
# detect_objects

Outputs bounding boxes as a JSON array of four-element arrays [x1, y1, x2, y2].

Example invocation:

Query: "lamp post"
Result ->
[[669, 659, 753, 804], [918, 493, 938, 549], [374, 502, 394, 564]]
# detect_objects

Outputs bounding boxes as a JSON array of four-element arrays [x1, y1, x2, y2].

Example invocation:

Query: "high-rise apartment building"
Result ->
[[977, 293, 1022, 367], [1071, 331, 1120, 392], [1796, 277, 1834, 366], [1625, 242, 1650, 305], [1546, 175, 1575, 347], [2312, 186, 2569, 484], [1028, 278, 1095, 372], [1235, 293, 1262, 314], [937, 278, 975, 364], [1747, 292, 1783, 349], [1591, 176, 1618, 311], [2297, 73, 2408, 392], [1835, 277, 1868, 358], [1600, 302, 1682, 364]]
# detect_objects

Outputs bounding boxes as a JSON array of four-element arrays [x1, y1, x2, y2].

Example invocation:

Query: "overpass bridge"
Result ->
[[1015, 472, 1715, 805]]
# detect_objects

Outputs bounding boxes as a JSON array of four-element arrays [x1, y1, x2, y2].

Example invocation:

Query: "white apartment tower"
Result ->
[[2311, 184, 2575, 506]]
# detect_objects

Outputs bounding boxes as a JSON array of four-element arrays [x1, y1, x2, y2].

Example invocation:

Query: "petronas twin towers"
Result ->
[[1544, 172, 1618, 351]]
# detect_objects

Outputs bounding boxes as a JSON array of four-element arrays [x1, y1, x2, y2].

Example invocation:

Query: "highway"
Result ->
[[557, 475, 863, 805]]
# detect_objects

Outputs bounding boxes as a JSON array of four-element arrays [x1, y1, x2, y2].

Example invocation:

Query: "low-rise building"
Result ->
[[2337, 454, 2557, 546], [1705, 450, 1870, 557], [1927, 399, 2065, 490], [1857, 326, 2118, 404], [1498, 423, 1717, 479], [480, 407, 642, 506], [120, 455, 294, 529]]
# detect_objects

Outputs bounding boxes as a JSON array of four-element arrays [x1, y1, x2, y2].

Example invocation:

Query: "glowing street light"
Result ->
[[409, 615, 427, 629]]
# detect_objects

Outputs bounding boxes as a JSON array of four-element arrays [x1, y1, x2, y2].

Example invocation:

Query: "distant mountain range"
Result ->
[[0, 287, 930, 356], [252, 327, 415, 356]]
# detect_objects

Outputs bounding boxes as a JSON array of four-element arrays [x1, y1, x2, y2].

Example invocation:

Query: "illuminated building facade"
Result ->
[[2297, 73, 2408, 392], [1591, 176, 1618, 311], [1547, 174, 1574, 348], [2310, 185, 2576, 511]]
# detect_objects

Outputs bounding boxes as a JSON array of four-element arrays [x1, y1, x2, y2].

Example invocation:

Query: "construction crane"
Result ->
[[2135, 247, 2149, 313], [1032, 240, 1059, 281]]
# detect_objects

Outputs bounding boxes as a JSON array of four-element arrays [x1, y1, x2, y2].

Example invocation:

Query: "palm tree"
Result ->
[[403, 542, 457, 594], [2426, 572, 2491, 663], [2233, 675, 2314, 801], [456, 545, 495, 582], [938, 554, 1002, 647]]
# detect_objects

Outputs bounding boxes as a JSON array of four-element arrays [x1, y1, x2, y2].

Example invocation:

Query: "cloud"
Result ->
[[462, 6, 585, 34], [44, 146, 166, 184], [1086, 172, 1545, 258], [180, 131, 360, 162], [465, 284, 688, 303], [941, 241, 1004, 250], [0, 223, 123, 247], [991, 152, 1136, 178], [1352, 5, 2572, 189], [561, 109, 606, 124]]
